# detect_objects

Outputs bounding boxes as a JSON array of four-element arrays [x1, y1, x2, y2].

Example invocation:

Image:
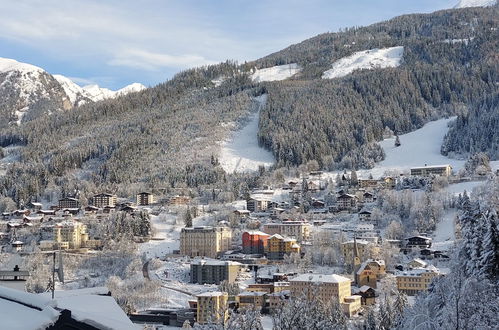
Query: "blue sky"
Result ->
[[0, 0, 457, 90]]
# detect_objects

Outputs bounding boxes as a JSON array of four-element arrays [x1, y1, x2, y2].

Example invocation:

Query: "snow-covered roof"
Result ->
[[289, 273, 351, 284], [0, 286, 134, 330], [197, 291, 227, 297], [191, 259, 241, 266], [410, 164, 451, 170], [244, 230, 270, 236], [398, 266, 441, 277], [359, 285, 374, 292]]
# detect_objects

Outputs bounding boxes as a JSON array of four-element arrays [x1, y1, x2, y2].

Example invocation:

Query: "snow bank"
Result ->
[[251, 64, 301, 83], [219, 94, 275, 173], [454, 0, 497, 8], [322, 46, 403, 79]]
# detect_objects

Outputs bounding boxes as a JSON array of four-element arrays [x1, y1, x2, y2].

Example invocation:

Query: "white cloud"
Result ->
[[108, 48, 217, 71]]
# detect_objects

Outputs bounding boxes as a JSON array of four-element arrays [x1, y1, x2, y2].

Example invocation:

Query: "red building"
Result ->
[[242, 231, 270, 255]]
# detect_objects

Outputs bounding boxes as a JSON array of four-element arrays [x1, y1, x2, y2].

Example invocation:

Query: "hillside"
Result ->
[[0, 6, 498, 204]]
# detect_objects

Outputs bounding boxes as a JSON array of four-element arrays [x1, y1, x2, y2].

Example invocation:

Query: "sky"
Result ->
[[0, 0, 457, 90]]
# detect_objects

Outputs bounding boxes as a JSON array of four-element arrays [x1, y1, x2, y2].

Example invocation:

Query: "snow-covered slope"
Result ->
[[251, 64, 301, 83], [455, 0, 496, 8], [219, 94, 275, 173], [364, 118, 465, 178], [322, 46, 404, 79]]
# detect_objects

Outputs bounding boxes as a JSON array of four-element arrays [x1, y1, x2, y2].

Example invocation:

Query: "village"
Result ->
[[0, 161, 491, 328]]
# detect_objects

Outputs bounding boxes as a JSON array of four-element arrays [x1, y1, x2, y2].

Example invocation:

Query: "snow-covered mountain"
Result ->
[[0, 57, 146, 126], [251, 63, 301, 83], [455, 0, 497, 8]]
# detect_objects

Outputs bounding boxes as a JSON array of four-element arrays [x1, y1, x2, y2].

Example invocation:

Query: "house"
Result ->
[[410, 164, 452, 177], [180, 226, 232, 258], [359, 210, 372, 221], [406, 236, 432, 249], [11, 240, 24, 252], [190, 259, 241, 285], [341, 239, 370, 264], [352, 285, 377, 305], [363, 192, 375, 203], [355, 259, 386, 289], [396, 266, 442, 296], [29, 202, 43, 211], [242, 231, 270, 254], [358, 179, 379, 189], [137, 192, 155, 206], [233, 210, 251, 219], [58, 197, 79, 209], [196, 292, 228, 325], [407, 258, 428, 269], [91, 193, 117, 208], [342, 295, 362, 317], [265, 234, 300, 260]]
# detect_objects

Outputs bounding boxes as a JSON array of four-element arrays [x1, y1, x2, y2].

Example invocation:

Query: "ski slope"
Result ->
[[251, 64, 301, 83], [322, 46, 403, 79], [219, 94, 275, 173], [455, 0, 497, 8]]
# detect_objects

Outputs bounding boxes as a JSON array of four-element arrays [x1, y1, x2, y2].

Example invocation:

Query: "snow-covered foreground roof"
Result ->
[[322, 46, 403, 79], [0, 286, 135, 330], [454, 0, 497, 8], [251, 63, 301, 83]]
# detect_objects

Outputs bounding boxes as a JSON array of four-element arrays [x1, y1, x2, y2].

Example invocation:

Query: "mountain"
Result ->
[[0, 5, 497, 204], [0, 57, 146, 126], [455, 0, 497, 8]]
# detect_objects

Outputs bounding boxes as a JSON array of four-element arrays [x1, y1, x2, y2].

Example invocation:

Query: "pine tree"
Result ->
[[479, 211, 499, 281], [184, 209, 193, 227], [350, 170, 358, 187], [395, 135, 401, 147]]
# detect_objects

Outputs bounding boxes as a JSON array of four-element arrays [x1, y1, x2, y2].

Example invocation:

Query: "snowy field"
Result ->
[[219, 94, 275, 173], [251, 63, 301, 83], [139, 214, 182, 258], [322, 46, 403, 79]]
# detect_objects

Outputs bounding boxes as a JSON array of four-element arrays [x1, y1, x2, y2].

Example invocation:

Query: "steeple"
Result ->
[[353, 236, 361, 277]]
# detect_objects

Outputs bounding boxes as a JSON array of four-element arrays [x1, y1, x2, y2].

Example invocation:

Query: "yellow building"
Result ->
[[341, 295, 362, 317], [196, 291, 228, 325], [53, 221, 88, 249], [396, 266, 442, 296], [341, 239, 370, 263], [263, 221, 311, 241], [266, 234, 300, 260], [237, 291, 266, 310], [355, 259, 386, 289], [289, 273, 351, 304], [180, 226, 232, 258]]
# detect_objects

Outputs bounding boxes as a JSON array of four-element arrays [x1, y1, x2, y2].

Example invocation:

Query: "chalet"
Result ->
[[380, 177, 396, 189], [363, 192, 375, 203], [358, 179, 378, 189], [12, 209, 30, 217], [352, 285, 377, 305], [358, 210, 372, 221], [61, 208, 79, 216], [407, 258, 428, 269], [58, 197, 79, 209], [137, 192, 155, 206], [406, 236, 432, 249], [29, 202, 43, 211], [84, 205, 99, 214], [410, 164, 452, 177], [233, 209, 251, 218], [37, 209, 56, 216], [336, 194, 358, 211], [11, 240, 24, 252], [311, 199, 326, 208], [121, 205, 138, 213], [355, 259, 385, 289]]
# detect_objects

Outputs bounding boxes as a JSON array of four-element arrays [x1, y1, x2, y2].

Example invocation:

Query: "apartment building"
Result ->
[[58, 197, 80, 209], [136, 192, 155, 206], [180, 226, 232, 258], [242, 231, 270, 254], [53, 221, 88, 249], [237, 291, 266, 310], [246, 198, 270, 212], [266, 234, 300, 260], [91, 193, 117, 208], [196, 291, 228, 325], [190, 259, 241, 285], [341, 239, 370, 263], [396, 266, 442, 296], [410, 164, 452, 177], [263, 221, 311, 241]]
